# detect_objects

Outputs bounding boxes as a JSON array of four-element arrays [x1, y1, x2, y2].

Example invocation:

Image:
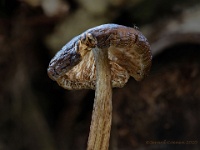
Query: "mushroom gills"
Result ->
[[57, 50, 130, 90]]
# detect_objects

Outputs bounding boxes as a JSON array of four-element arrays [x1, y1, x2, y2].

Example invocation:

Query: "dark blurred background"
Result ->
[[0, 0, 200, 150]]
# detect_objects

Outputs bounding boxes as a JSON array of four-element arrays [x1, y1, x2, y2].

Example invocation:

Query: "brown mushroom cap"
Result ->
[[48, 24, 152, 90]]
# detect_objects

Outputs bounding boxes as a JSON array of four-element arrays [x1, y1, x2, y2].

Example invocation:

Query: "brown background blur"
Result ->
[[0, 0, 200, 150]]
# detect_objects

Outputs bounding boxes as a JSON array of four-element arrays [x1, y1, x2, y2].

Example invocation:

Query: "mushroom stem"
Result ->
[[87, 47, 112, 150]]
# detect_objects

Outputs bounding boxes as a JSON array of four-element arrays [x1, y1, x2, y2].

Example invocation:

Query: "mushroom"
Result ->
[[47, 24, 152, 150]]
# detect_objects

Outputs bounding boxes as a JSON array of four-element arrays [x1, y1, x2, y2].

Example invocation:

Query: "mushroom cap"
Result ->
[[48, 24, 152, 90]]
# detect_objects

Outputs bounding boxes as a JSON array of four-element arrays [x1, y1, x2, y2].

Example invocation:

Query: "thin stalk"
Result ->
[[87, 47, 112, 150]]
